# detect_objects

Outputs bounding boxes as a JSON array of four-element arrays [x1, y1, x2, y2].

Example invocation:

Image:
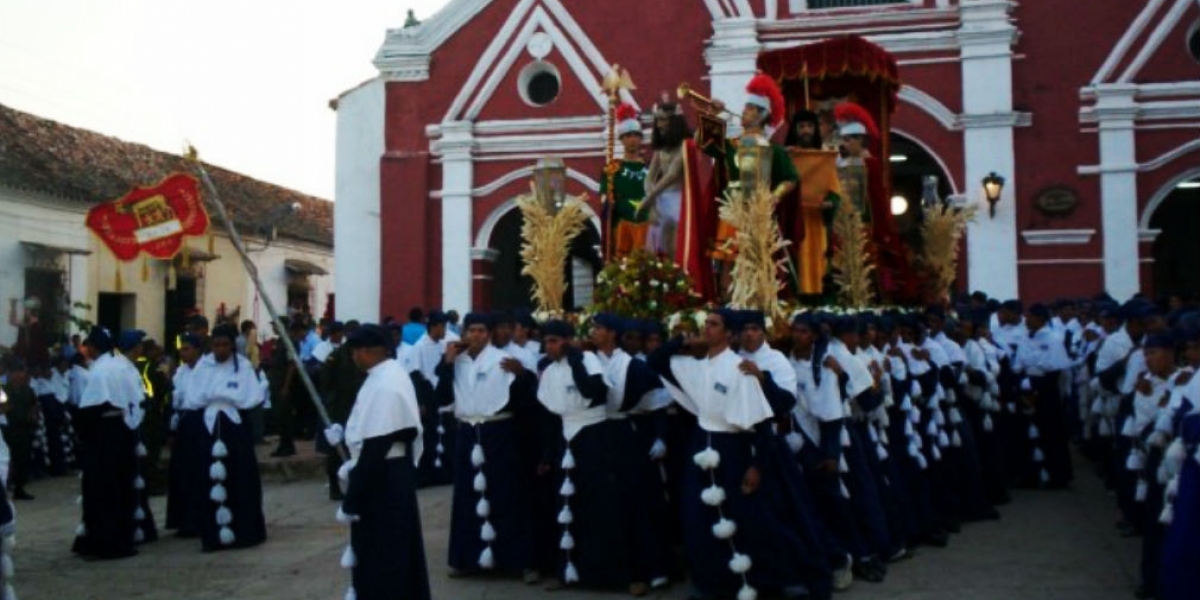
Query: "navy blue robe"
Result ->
[[166, 409, 205, 536], [345, 430, 431, 600], [1160, 412, 1200, 600], [72, 408, 138, 559], [199, 411, 266, 552]]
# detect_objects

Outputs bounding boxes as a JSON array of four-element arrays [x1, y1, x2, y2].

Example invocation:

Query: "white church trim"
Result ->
[[959, 0, 1020, 300], [891, 126, 961, 194], [1115, 0, 1195, 84], [374, 0, 493, 81], [898, 85, 961, 131], [1021, 229, 1096, 246], [1139, 166, 1200, 230], [443, 0, 638, 123]]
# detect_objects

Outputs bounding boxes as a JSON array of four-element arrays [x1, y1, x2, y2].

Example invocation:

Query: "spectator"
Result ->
[[402, 308, 427, 346]]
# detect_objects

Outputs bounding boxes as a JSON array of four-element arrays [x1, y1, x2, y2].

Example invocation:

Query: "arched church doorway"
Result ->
[[887, 131, 956, 248], [488, 204, 602, 311], [1148, 176, 1200, 299]]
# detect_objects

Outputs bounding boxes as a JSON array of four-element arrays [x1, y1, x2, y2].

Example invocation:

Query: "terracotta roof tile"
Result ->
[[0, 102, 332, 247]]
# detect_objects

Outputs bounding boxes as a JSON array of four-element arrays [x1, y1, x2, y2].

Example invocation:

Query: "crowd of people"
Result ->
[[326, 294, 1200, 600], [2, 293, 1199, 600]]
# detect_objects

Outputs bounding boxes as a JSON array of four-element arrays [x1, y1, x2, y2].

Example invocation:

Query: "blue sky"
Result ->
[[0, 0, 451, 199]]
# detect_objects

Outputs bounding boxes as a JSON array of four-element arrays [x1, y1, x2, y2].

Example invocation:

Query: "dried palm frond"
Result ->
[[920, 203, 977, 304], [829, 201, 875, 308], [516, 185, 591, 313], [719, 188, 789, 324]]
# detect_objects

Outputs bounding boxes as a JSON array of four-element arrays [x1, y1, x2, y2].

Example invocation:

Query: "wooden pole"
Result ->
[[186, 151, 343, 459]]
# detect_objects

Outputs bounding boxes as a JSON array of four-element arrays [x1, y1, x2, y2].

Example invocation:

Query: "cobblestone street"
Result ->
[[13, 450, 1140, 600]]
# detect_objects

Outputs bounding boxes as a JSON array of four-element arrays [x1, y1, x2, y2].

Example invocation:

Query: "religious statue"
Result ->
[[643, 101, 689, 257], [599, 103, 650, 258], [785, 109, 843, 298]]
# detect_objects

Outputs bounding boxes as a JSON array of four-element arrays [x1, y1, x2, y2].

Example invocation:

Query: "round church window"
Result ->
[[518, 61, 561, 107], [1187, 20, 1200, 64]]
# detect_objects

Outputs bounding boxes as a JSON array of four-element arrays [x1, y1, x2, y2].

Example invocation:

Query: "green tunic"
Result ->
[[599, 160, 649, 224]]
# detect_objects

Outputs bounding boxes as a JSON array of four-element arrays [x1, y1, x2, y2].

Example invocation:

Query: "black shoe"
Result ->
[[271, 446, 296, 458], [12, 489, 34, 501], [329, 488, 345, 501]]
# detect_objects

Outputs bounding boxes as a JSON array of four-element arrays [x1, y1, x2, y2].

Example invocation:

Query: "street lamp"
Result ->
[[982, 172, 1005, 218], [533, 156, 567, 213]]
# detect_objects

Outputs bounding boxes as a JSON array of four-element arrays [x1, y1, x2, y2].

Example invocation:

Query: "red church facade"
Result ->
[[333, 0, 1200, 322]]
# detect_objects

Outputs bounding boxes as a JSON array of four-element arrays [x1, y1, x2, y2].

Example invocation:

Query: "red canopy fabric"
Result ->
[[757, 35, 900, 113]]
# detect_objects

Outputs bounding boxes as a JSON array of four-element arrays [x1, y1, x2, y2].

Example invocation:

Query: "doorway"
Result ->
[[488, 205, 601, 311], [23, 268, 66, 346], [1149, 182, 1200, 299], [97, 292, 136, 335], [164, 277, 198, 351]]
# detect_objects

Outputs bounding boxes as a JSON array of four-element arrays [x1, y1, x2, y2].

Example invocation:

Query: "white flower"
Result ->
[[728, 552, 752, 574], [701, 484, 726, 506], [693, 447, 720, 470], [712, 518, 737, 539]]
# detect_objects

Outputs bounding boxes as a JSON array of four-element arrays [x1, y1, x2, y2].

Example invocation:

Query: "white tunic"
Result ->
[[538, 352, 606, 441], [173, 362, 199, 410], [664, 348, 774, 433], [50, 370, 71, 404], [791, 352, 843, 443], [191, 354, 264, 434], [68, 364, 90, 407], [452, 345, 516, 420], [81, 352, 145, 430], [739, 344, 798, 403], [346, 358, 424, 464]]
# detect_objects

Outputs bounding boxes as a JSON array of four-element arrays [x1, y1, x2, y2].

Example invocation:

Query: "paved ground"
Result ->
[[13, 449, 1141, 600]]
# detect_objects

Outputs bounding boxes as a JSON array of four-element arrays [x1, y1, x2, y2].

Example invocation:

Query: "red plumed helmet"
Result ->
[[834, 102, 880, 140], [745, 73, 785, 127], [614, 103, 639, 122]]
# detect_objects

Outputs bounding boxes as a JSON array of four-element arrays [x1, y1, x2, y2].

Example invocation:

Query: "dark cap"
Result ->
[[463, 312, 492, 330], [427, 310, 449, 326], [211, 323, 239, 342], [739, 310, 766, 330], [714, 308, 741, 332], [117, 329, 147, 352], [541, 320, 575, 339], [592, 313, 624, 335], [1144, 332, 1176, 351], [345, 324, 394, 349], [84, 326, 115, 353]]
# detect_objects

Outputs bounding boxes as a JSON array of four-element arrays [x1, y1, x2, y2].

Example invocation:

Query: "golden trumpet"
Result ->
[[677, 82, 739, 119]]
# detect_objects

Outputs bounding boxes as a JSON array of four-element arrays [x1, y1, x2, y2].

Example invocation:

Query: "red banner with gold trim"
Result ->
[[86, 173, 209, 261]]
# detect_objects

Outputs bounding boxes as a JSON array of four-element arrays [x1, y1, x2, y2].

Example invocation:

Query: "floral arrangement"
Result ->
[[592, 250, 702, 321]]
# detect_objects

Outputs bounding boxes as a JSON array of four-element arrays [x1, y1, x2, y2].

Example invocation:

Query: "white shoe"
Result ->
[[833, 554, 853, 592]]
